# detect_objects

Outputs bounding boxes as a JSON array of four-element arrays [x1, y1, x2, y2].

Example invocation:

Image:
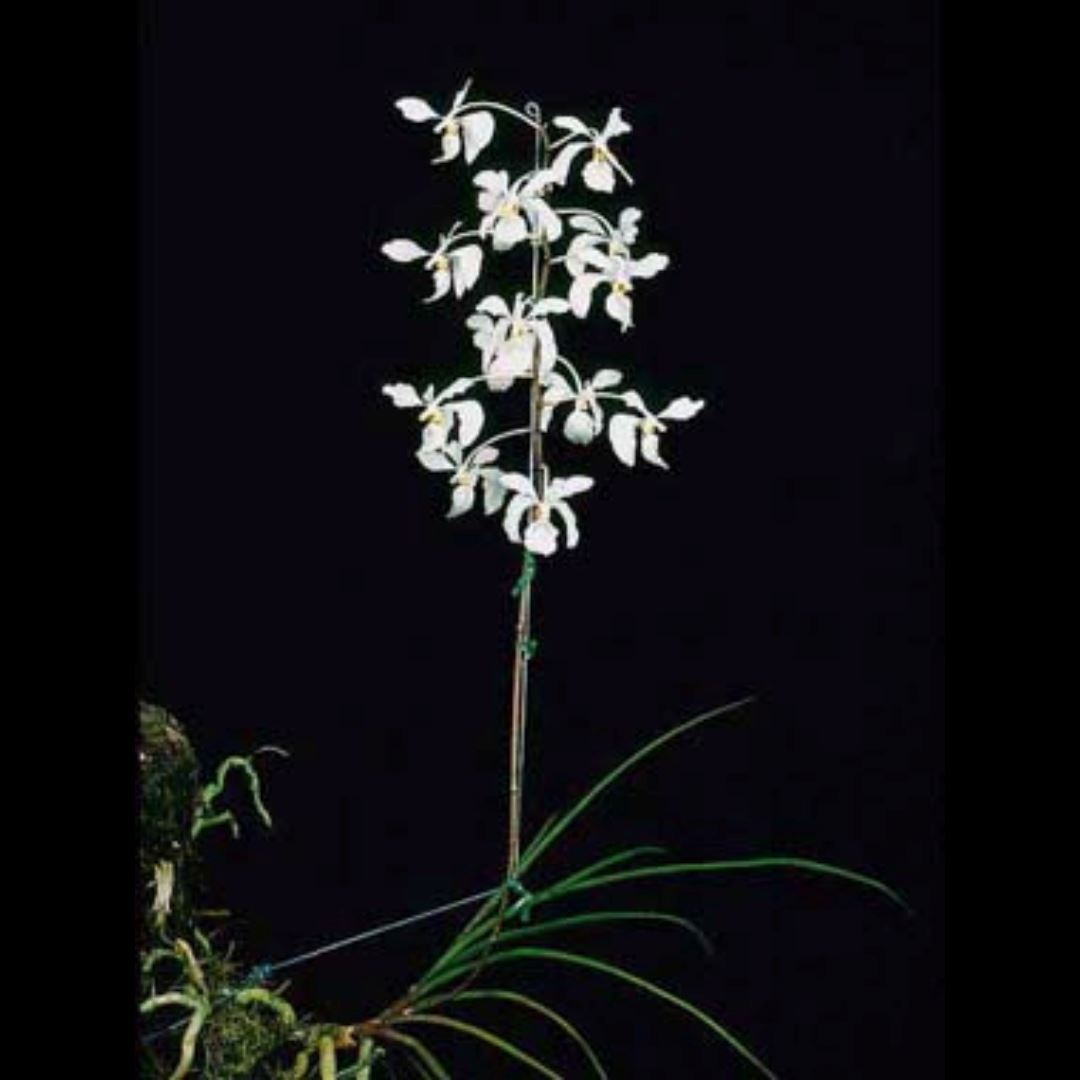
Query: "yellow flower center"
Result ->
[[452, 470, 474, 487], [497, 199, 521, 219], [641, 417, 659, 436], [443, 118, 460, 136], [592, 144, 610, 163], [432, 254, 449, 272], [611, 280, 633, 296], [419, 405, 444, 426]]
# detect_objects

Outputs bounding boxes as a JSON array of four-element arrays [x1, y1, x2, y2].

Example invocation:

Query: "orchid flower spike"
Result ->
[[541, 366, 624, 445], [395, 79, 496, 165], [549, 108, 634, 192], [416, 440, 507, 519], [500, 473, 595, 556], [475, 169, 563, 251], [381, 225, 483, 302], [383, 379, 485, 452], [608, 391, 705, 469], [465, 293, 571, 391]]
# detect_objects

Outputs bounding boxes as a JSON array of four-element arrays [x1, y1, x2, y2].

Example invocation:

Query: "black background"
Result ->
[[139, 0, 941, 1075]]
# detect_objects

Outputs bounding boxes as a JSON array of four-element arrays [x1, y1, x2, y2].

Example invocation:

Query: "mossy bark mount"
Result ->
[[140, 701, 201, 949]]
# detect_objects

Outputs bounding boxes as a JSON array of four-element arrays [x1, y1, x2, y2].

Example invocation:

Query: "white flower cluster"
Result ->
[[381, 80, 705, 556]]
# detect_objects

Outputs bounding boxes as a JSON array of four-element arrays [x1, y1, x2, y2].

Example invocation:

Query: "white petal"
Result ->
[[450, 245, 483, 296], [621, 390, 647, 413], [608, 413, 639, 466], [579, 245, 612, 272], [439, 377, 475, 402], [472, 446, 499, 467], [591, 368, 624, 391], [551, 499, 581, 548], [543, 371, 574, 402], [460, 110, 495, 163], [498, 472, 536, 497], [424, 267, 452, 302], [532, 297, 571, 318], [524, 518, 559, 556], [583, 158, 616, 193], [553, 115, 591, 136], [658, 396, 706, 421], [605, 146, 635, 186], [474, 169, 508, 193], [569, 273, 604, 318], [383, 383, 423, 408], [605, 289, 634, 331], [503, 332, 536, 373], [602, 107, 632, 140], [528, 198, 563, 242], [548, 475, 594, 500], [631, 253, 670, 279], [483, 359, 515, 392], [549, 142, 589, 185], [569, 214, 605, 236], [447, 483, 476, 518], [433, 129, 461, 163], [417, 447, 455, 472], [475, 295, 510, 318], [565, 234, 603, 277], [481, 468, 508, 514], [640, 431, 669, 469], [618, 208, 642, 245], [450, 80, 472, 113], [451, 400, 484, 448], [493, 214, 529, 251], [502, 492, 533, 543], [563, 408, 597, 445], [420, 419, 449, 451], [381, 239, 429, 263], [395, 97, 439, 123], [521, 170, 554, 198]]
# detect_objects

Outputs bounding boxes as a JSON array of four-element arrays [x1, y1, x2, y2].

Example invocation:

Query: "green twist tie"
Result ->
[[511, 551, 537, 598], [521, 637, 539, 660], [506, 877, 535, 923]]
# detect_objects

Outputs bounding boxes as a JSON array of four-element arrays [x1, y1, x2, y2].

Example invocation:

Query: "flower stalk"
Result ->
[[381, 73, 703, 956]]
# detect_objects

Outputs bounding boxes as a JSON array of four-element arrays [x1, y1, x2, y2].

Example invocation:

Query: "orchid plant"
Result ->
[[139, 79, 906, 1080], [367, 79, 906, 1080]]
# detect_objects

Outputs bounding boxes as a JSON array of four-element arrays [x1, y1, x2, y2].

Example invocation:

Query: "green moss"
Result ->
[[139, 702, 303, 1080], [201, 999, 294, 1078], [139, 702, 201, 952]]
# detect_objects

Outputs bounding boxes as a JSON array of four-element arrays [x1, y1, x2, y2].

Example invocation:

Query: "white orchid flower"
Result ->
[[465, 293, 570, 391], [475, 169, 563, 252], [541, 366, 624, 445], [549, 108, 634, 192], [381, 225, 483, 302], [500, 473, 595, 556], [568, 245, 670, 332], [415, 440, 507, 519], [607, 391, 705, 469], [383, 379, 485, 452], [394, 79, 496, 165], [564, 207, 643, 275]]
